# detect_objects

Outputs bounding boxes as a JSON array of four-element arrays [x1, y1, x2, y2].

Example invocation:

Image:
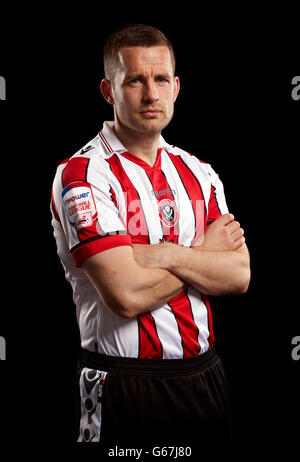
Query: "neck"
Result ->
[[113, 119, 161, 167]]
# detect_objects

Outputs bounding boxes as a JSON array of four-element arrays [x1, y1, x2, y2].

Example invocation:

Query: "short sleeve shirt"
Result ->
[[51, 121, 228, 359]]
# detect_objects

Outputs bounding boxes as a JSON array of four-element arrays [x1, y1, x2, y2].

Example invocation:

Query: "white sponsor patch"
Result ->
[[62, 182, 97, 229]]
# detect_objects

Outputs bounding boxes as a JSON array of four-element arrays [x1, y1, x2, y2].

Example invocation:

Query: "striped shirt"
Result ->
[[50, 121, 228, 359]]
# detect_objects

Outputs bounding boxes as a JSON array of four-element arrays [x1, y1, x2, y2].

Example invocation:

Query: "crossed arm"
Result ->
[[82, 214, 250, 318], [133, 213, 250, 297]]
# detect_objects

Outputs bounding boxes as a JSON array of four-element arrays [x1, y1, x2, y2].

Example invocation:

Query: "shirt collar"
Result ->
[[99, 121, 173, 154]]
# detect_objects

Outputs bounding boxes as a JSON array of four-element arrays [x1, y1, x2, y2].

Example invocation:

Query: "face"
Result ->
[[102, 46, 180, 135]]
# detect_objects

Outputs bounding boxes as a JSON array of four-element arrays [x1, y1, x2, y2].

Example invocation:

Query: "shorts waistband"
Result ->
[[79, 346, 218, 377]]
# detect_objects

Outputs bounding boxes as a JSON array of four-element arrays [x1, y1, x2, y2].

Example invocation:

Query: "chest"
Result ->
[[111, 153, 211, 245]]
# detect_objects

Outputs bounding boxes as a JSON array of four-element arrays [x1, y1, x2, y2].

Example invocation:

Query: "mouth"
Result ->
[[140, 109, 162, 118]]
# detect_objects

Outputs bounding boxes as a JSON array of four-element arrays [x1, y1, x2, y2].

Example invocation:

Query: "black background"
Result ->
[[0, 6, 299, 457]]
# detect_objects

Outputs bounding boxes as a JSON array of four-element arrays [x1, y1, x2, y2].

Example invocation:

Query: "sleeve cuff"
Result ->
[[71, 233, 133, 267]]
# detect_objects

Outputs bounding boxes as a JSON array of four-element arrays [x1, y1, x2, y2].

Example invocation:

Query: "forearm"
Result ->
[[82, 247, 185, 319], [159, 243, 250, 296], [132, 214, 250, 297], [129, 265, 186, 316]]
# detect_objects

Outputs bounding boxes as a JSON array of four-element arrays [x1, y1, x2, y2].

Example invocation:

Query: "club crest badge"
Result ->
[[158, 199, 179, 228]]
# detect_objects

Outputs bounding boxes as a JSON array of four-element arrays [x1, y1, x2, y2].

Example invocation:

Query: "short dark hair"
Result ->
[[103, 24, 176, 82]]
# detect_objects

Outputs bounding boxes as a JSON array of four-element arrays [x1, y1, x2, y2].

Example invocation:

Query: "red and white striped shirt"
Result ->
[[51, 121, 228, 359]]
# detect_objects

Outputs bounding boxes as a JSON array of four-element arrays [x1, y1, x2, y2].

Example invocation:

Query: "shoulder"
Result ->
[[54, 133, 114, 186], [165, 144, 217, 178]]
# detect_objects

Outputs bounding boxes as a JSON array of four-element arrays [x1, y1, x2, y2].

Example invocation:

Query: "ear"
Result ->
[[173, 76, 180, 102], [100, 78, 115, 105]]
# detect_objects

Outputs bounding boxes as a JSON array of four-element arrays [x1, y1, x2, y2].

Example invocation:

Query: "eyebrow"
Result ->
[[125, 73, 144, 81], [125, 72, 173, 81]]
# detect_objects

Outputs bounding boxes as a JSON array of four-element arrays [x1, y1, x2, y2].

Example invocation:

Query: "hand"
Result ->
[[194, 213, 245, 251]]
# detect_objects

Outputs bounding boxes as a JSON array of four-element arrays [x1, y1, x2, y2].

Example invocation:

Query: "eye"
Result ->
[[156, 76, 169, 85], [127, 78, 142, 87]]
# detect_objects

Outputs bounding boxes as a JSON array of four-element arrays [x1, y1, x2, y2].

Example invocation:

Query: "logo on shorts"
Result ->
[[158, 199, 179, 227]]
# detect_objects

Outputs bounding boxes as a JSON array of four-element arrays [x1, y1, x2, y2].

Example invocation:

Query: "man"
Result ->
[[50, 24, 250, 447]]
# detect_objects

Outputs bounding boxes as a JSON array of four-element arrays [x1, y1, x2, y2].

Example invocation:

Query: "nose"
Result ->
[[142, 80, 159, 104]]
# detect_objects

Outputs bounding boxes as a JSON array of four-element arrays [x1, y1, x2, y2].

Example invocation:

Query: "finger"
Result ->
[[232, 235, 246, 250], [218, 213, 235, 226], [226, 220, 240, 234], [231, 227, 244, 240]]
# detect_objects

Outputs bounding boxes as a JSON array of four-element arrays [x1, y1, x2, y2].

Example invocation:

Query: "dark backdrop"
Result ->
[[0, 6, 299, 457]]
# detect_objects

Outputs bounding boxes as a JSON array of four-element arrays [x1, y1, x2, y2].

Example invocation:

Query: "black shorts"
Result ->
[[77, 345, 232, 449]]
